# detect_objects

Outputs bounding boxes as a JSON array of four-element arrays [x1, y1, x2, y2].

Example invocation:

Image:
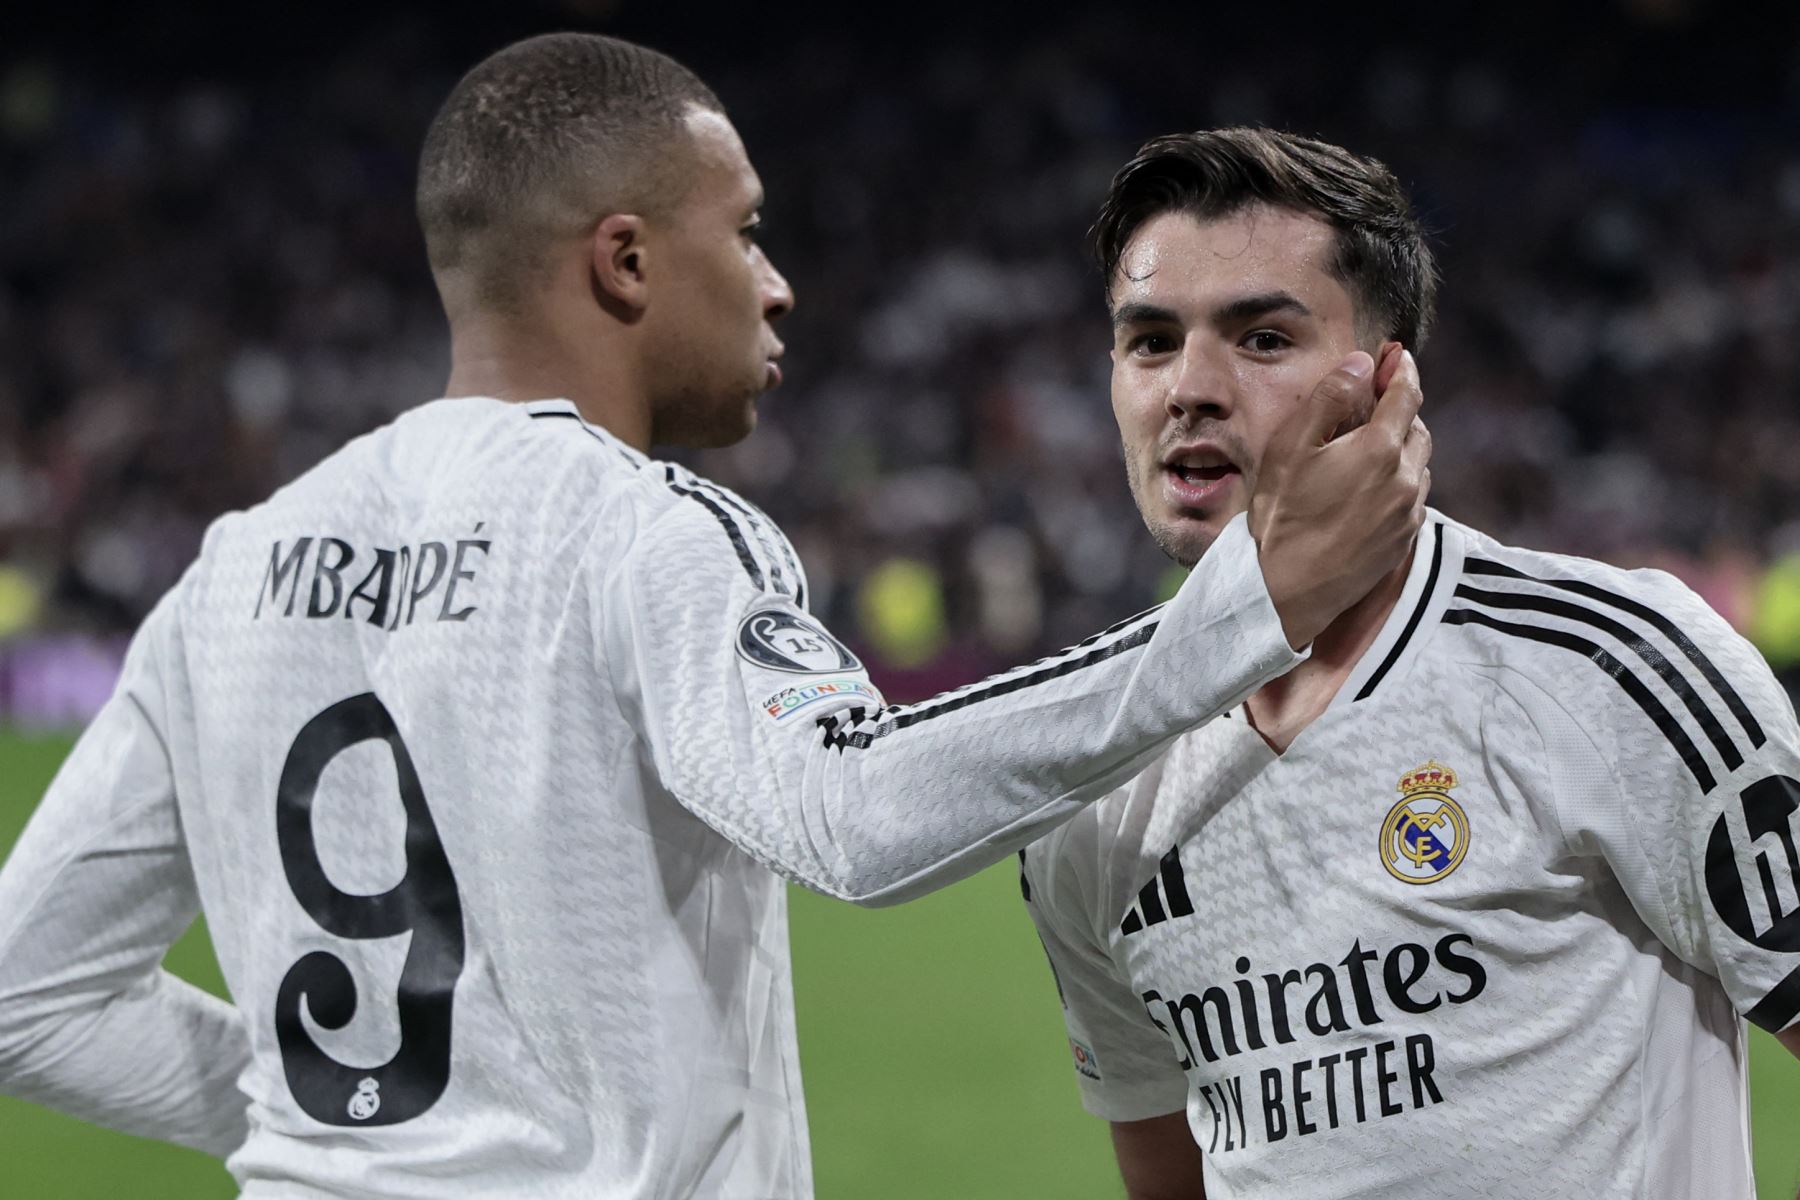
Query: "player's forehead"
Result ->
[[679, 106, 762, 217], [1109, 205, 1342, 317]]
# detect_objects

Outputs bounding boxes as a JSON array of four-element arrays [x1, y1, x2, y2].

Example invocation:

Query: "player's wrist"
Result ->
[[1266, 577, 1329, 652]]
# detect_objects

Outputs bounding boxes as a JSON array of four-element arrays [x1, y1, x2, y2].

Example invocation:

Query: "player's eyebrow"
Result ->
[[1111, 301, 1180, 330], [1210, 291, 1312, 327], [1111, 292, 1313, 331]]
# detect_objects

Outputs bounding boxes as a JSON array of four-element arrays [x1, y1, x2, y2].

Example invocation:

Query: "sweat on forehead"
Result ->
[[1108, 208, 1385, 352], [1108, 207, 1338, 306]]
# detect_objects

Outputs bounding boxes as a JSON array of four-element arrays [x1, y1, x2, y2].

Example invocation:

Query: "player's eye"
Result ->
[[740, 218, 764, 242], [1241, 329, 1291, 354], [1127, 332, 1176, 356]]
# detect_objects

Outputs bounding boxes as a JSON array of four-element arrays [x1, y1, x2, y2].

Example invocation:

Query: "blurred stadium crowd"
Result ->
[[2, 3, 1798, 711]]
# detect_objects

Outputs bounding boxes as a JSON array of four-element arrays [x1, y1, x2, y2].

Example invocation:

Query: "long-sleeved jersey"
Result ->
[[0, 396, 1301, 1198], [1022, 513, 1800, 1199]]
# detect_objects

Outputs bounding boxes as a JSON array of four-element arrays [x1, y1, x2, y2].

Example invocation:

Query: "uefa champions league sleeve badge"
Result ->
[[1379, 761, 1470, 885]]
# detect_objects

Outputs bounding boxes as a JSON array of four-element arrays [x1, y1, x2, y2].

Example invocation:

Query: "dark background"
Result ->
[[3, 0, 1798, 699], [3, 6, 1800, 1197]]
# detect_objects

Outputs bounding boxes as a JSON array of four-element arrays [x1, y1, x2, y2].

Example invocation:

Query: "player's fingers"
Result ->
[[1373, 341, 1403, 395], [1400, 414, 1432, 481], [1410, 467, 1433, 527], [1293, 351, 1375, 447], [1368, 349, 1423, 441]]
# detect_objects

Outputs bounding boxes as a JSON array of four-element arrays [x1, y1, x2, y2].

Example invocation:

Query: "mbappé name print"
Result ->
[[253, 526, 491, 628]]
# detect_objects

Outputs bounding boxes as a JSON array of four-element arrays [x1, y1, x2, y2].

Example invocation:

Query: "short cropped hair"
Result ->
[[1091, 128, 1438, 351], [416, 32, 722, 312]]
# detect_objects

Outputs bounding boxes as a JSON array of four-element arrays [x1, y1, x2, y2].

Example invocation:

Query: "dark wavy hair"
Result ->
[[1091, 127, 1439, 350]]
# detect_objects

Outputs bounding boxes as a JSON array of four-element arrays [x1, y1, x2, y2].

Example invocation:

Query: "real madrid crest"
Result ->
[[347, 1077, 381, 1121], [1379, 760, 1470, 885]]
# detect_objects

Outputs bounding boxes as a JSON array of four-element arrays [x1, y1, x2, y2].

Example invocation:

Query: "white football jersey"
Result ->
[[0, 396, 1301, 1198], [1023, 514, 1800, 1199]]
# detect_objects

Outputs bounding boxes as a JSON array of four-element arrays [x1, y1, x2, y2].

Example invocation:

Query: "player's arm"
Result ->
[[1636, 652, 1800, 1041], [1112, 1113, 1208, 1199], [0, 597, 249, 1157], [1019, 836, 1202, 1193], [606, 496, 1288, 906], [1532, 576, 1800, 1045], [604, 354, 1429, 905]]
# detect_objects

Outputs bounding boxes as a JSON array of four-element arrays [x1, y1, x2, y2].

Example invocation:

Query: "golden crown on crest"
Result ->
[[1397, 760, 1458, 795]]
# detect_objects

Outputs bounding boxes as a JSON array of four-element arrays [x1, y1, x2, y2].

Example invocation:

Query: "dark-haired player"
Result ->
[[0, 38, 1431, 1198], [1021, 127, 1800, 1199]]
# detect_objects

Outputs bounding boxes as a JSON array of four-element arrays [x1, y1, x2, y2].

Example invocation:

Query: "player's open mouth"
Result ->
[[1165, 462, 1240, 507]]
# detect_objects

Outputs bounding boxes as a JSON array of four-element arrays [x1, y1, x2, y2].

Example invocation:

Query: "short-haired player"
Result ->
[[1022, 127, 1800, 1199], [0, 39, 1431, 1198]]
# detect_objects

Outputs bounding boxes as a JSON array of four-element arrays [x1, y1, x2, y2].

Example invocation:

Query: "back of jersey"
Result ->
[[162, 397, 804, 1197]]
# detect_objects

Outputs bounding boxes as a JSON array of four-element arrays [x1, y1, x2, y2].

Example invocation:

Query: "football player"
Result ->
[[0, 39, 1430, 1199], [1022, 126, 1800, 1199]]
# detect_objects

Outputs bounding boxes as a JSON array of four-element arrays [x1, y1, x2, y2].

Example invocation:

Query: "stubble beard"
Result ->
[[1145, 515, 1215, 571], [1123, 443, 1233, 571], [649, 367, 762, 450]]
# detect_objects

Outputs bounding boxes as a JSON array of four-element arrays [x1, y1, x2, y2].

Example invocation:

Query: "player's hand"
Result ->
[[1249, 343, 1430, 650]]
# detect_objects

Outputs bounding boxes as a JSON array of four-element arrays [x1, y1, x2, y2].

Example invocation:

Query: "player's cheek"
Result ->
[[1113, 373, 1159, 435]]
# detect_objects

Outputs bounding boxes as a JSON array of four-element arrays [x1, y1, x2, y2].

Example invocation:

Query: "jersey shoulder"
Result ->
[[622, 458, 809, 607], [1020, 802, 1112, 945], [176, 398, 669, 619], [196, 398, 645, 542], [1438, 519, 1789, 792], [1022, 752, 1192, 943]]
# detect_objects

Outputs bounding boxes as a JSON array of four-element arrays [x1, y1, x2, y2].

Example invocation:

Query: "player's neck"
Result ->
[[444, 311, 653, 452], [1243, 536, 1418, 755]]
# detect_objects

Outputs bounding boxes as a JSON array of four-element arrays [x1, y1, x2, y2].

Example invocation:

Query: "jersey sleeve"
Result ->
[[1541, 573, 1800, 1034], [1020, 827, 1189, 1121], [597, 485, 1303, 907], [0, 595, 251, 1156]]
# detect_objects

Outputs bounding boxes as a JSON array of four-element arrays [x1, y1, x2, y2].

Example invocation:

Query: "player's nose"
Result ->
[[1166, 343, 1231, 422], [760, 250, 794, 321]]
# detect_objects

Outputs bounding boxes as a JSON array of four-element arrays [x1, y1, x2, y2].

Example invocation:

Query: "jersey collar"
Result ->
[[1328, 514, 1465, 711], [523, 398, 649, 468]]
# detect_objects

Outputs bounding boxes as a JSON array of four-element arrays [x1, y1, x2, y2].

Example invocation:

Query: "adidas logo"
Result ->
[[1121, 845, 1195, 936]]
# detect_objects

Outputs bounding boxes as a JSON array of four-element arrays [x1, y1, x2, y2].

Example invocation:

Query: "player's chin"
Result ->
[[1151, 511, 1224, 569], [691, 397, 761, 449]]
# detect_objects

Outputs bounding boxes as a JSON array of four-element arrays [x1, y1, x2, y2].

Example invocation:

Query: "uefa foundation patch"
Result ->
[[759, 679, 883, 724]]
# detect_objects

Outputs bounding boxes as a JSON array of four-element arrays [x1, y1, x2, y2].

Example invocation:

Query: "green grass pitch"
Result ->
[[1, 728, 1796, 1197]]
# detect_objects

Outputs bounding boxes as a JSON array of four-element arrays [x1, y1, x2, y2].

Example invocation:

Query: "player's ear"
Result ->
[[592, 213, 650, 315]]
